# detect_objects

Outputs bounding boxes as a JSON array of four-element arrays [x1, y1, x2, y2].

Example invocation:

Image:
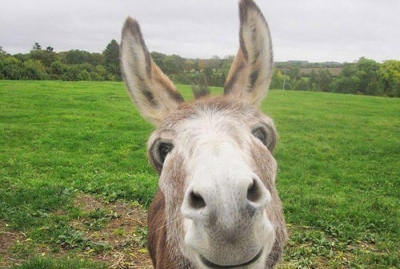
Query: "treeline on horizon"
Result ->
[[1, 40, 399, 97]]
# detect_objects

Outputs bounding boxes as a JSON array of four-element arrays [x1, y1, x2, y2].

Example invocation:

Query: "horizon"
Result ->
[[1, 44, 389, 65], [1, 0, 399, 64]]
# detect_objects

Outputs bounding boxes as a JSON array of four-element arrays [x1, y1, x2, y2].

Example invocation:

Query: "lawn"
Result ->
[[0, 80, 399, 268]]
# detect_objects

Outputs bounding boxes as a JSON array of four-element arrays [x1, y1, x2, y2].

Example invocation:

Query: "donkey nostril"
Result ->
[[247, 179, 262, 203], [189, 191, 206, 209]]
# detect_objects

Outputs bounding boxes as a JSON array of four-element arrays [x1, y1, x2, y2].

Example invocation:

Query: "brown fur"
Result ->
[[120, 0, 286, 268], [148, 190, 182, 268], [145, 98, 286, 268]]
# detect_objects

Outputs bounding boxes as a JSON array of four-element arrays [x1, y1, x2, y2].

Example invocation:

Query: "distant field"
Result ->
[[0, 81, 399, 268]]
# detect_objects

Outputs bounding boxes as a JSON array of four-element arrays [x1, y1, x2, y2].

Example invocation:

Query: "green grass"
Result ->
[[10, 257, 107, 269], [265, 91, 400, 268], [1, 81, 399, 268]]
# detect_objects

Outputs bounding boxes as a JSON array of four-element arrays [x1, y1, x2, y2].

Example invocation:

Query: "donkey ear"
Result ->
[[224, 0, 273, 107], [120, 17, 185, 125]]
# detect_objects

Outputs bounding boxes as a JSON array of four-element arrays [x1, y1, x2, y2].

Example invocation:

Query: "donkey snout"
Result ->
[[247, 177, 271, 208], [181, 175, 271, 223]]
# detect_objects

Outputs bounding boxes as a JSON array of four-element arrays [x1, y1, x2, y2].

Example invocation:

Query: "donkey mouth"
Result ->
[[200, 248, 263, 269]]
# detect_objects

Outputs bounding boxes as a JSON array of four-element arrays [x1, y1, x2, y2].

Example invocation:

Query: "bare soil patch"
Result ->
[[0, 194, 153, 269], [0, 221, 27, 268], [72, 194, 153, 268]]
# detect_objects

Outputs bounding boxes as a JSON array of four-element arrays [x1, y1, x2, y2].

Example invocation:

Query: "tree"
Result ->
[[340, 63, 357, 77], [32, 42, 42, 51], [162, 55, 185, 75], [91, 65, 107, 81], [50, 61, 66, 79], [193, 58, 200, 72], [21, 59, 47, 80], [103, 39, 120, 80], [66, 50, 91, 65], [30, 45, 56, 67], [198, 59, 206, 71], [330, 75, 360, 94], [329, 58, 381, 95], [221, 55, 234, 74], [88, 53, 104, 66], [150, 51, 166, 71], [62, 65, 80, 81], [309, 69, 318, 90], [287, 66, 300, 81], [378, 60, 400, 97], [295, 77, 310, 91], [0, 57, 23, 79], [78, 69, 91, 81], [206, 55, 222, 70], [365, 78, 383, 96], [355, 57, 380, 94], [0, 46, 8, 59], [317, 70, 333, 92], [270, 68, 284, 89]]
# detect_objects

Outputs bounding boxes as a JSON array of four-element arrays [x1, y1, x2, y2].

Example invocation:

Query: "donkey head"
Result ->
[[120, 0, 286, 268]]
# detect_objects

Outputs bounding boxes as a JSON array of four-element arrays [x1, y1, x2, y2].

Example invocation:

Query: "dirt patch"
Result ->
[[72, 194, 153, 268], [0, 194, 153, 268], [0, 221, 27, 268]]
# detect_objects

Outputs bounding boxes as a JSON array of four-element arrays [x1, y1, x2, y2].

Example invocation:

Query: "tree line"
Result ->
[[0, 40, 120, 81], [1, 41, 399, 97], [273, 58, 400, 97]]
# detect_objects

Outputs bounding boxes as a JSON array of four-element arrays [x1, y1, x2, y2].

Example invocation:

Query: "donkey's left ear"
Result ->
[[120, 17, 185, 125], [224, 0, 273, 107]]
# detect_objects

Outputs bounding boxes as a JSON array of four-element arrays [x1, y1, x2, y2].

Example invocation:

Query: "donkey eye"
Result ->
[[252, 127, 267, 145], [158, 142, 173, 163], [252, 125, 277, 151], [150, 139, 174, 171]]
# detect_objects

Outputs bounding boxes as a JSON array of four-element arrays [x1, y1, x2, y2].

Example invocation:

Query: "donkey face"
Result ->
[[120, 0, 286, 268]]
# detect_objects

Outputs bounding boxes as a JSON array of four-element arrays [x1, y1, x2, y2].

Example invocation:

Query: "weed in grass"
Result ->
[[133, 227, 148, 248], [112, 228, 125, 237], [56, 222, 110, 253], [84, 208, 110, 231], [83, 208, 120, 231]]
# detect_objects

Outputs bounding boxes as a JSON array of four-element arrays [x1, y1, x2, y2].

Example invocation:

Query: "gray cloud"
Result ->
[[1, 0, 399, 62]]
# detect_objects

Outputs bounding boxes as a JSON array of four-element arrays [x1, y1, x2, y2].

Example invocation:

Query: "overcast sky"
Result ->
[[1, 0, 399, 63]]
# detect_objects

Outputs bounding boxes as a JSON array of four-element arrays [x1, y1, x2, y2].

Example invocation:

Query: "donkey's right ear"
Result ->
[[120, 17, 185, 125]]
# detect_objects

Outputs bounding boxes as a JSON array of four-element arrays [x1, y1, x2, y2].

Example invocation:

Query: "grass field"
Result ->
[[1, 80, 399, 268]]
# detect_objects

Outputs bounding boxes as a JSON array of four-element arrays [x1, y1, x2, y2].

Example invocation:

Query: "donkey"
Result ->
[[120, 0, 286, 268]]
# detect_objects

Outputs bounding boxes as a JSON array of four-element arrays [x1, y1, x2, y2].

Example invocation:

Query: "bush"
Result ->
[[50, 61, 65, 77], [78, 70, 91, 81], [295, 78, 310, 91], [90, 72, 103, 81], [21, 60, 48, 80], [0, 57, 23, 80], [62, 66, 80, 81]]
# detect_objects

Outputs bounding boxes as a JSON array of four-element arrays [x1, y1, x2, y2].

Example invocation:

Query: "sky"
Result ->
[[1, 0, 399, 63]]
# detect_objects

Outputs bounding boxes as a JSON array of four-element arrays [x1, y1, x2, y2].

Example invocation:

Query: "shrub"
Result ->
[[21, 60, 48, 80]]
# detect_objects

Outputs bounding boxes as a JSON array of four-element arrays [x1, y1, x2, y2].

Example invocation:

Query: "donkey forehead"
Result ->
[[152, 98, 273, 146]]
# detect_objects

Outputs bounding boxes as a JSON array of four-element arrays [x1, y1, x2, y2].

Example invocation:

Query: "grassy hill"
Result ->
[[1, 81, 399, 268]]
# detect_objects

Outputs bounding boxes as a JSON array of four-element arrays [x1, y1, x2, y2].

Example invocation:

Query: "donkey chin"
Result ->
[[183, 214, 276, 269]]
